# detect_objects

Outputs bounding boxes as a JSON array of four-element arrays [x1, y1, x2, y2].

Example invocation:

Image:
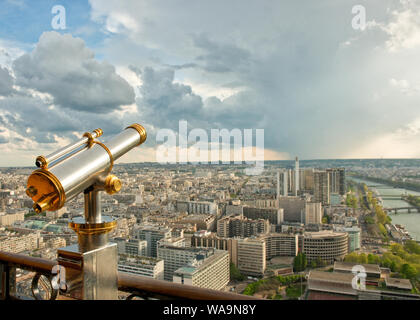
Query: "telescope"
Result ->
[[25, 124, 147, 300]]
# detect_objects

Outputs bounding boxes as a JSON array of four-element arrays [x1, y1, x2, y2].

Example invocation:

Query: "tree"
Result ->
[[359, 253, 368, 264], [293, 252, 307, 272], [230, 263, 245, 281], [404, 240, 420, 255], [401, 264, 417, 280]]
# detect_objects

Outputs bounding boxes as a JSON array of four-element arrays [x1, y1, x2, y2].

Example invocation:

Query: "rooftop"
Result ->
[[308, 270, 354, 284], [334, 262, 381, 275], [385, 277, 413, 291], [304, 230, 347, 239]]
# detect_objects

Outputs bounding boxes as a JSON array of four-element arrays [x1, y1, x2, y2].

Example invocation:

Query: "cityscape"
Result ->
[[1, 0, 420, 311], [1, 158, 420, 300]]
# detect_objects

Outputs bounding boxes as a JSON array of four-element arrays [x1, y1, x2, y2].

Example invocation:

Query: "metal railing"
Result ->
[[0, 251, 258, 300]]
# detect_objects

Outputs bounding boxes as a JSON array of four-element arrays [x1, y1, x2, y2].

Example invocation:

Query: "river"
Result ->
[[349, 177, 420, 241]]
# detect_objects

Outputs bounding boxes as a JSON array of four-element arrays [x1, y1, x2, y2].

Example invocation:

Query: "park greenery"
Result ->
[[360, 183, 392, 240], [243, 274, 304, 296], [346, 193, 358, 209], [344, 241, 420, 281], [293, 252, 307, 272]]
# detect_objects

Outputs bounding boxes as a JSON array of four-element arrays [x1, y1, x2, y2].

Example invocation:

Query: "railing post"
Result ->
[[0, 262, 16, 300]]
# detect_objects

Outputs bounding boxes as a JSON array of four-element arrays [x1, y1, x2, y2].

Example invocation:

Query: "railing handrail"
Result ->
[[0, 250, 260, 300], [118, 272, 258, 300], [0, 251, 56, 274]]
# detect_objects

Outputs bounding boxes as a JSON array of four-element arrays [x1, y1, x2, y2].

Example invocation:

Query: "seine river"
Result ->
[[349, 177, 420, 241]]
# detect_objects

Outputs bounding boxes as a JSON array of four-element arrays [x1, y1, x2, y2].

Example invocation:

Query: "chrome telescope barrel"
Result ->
[[35, 129, 103, 169], [26, 124, 147, 213]]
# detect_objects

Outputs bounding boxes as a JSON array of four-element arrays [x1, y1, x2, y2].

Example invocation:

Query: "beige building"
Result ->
[[173, 250, 230, 290], [0, 211, 25, 226], [118, 254, 164, 280], [305, 202, 322, 225], [190, 233, 238, 265], [157, 245, 218, 281], [303, 231, 348, 264], [180, 214, 215, 231], [237, 238, 266, 276], [0, 232, 43, 253]]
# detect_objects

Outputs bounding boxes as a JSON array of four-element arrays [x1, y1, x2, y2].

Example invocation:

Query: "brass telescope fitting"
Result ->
[[104, 175, 122, 195], [126, 124, 147, 146]]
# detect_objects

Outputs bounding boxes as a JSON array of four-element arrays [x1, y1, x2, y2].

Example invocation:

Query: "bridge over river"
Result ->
[[384, 207, 420, 214]]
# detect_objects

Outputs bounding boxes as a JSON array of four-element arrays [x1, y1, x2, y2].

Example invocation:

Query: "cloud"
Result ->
[[12, 31, 135, 113], [382, 1, 420, 52], [134, 66, 264, 140], [0, 67, 14, 96]]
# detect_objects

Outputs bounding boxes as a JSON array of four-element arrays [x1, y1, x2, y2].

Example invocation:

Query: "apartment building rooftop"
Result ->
[[334, 261, 381, 276]]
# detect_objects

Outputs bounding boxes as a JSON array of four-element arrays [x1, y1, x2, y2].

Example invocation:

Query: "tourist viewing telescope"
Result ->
[[24, 123, 147, 300], [26, 124, 147, 214]]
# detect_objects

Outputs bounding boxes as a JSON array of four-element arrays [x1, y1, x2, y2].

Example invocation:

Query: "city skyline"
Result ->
[[1, 1, 420, 166]]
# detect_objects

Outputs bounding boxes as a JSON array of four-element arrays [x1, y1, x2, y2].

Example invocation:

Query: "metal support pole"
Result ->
[[0, 263, 16, 300], [84, 186, 102, 224]]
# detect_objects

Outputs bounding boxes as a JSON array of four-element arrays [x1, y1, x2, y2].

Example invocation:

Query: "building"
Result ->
[[385, 277, 413, 291], [0, 211, 25, 226], [307, 270, 357, 298], [277, 170, 288, 197], [113, 237, 147, 256], [243, 206, 283, 225], [190, 233, 238, 265], [173, 250, 229, 290], [225, 204, 243, 216], [0, 232, 43, 253], [157, 245, 217, 281], [304, 202, 322, 225], [176, 201, 217, 215], [262, 233, 299, 258], [334, 261, 381, 279], [334, 226, 361, 252], [180, 214, 215, 231], [314, 171, 330, 205], [217, 215, 270, 238], [303, 231, 348, 264], [237, 238, 266, 277], [118, 254, 164, 280], [294, 157, 299, 196], [278, 196, 306, 223], [327, 168, 346, 195], [300, 168, 315, 193], [158, 237, 186, 248], [135, 225, 172, 257], [46, 207, 67, 220]]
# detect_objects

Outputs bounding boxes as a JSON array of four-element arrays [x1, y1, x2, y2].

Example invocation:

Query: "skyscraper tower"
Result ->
[[277, 171, 280, 200], [295, 156, 299, 196], [282, 170, 288, 197]]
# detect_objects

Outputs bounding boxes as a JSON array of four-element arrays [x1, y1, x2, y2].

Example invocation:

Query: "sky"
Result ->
[[0, 0, 420, 166]]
